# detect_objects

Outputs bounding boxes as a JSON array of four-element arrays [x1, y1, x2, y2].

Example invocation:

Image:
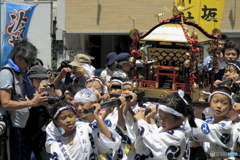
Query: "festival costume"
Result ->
[[134, 98, 192, 160], [99, 105, 137, 160], [46, 121, 121, 160], [232, 115, 240, 160], [192, 118, 238, 160], [114, 110, 137, 160], [135, 119, 191, 160]]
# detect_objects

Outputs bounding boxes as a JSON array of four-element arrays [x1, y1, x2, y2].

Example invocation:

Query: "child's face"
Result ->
[[75, 102, 93, 118], [122, 84, 132, 95], [158, 110, 182, 132], [109, 82, 122, 94], [86, 81, 103, 94], [223, 65, 240, 82], [55, 109, 76, 133], [65, 93, 75, 106], [210, 94, 231, 118]]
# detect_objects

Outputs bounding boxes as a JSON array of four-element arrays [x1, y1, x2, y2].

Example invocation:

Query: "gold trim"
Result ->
[[138, 85, 210, 101], [159, 42, 172, 45], [161, 67, 171, 69], [139, 41, 146, 44]]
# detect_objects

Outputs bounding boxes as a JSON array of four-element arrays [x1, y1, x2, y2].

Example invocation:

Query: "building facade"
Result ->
[[55, 0, 240, 69]]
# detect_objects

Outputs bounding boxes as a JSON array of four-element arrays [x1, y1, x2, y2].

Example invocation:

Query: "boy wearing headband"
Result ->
[[122, 81, 133, 95], [85, 77, 108, 94], [45, 90, 121, 159], [113, 81, 138, 160], [133, 90, 197, 159], [214, 60, 240, 90], [73, 88, 106, 123], [193, 87, 238, 160], [85, 77, 109, 103], [108, 77, 124, 94]]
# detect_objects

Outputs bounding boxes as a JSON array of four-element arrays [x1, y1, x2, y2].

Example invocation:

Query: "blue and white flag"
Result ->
[[2, 3, 36, 67]]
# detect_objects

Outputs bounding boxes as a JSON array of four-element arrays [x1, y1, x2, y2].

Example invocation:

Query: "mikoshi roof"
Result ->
[[139, 19, 217, 47]]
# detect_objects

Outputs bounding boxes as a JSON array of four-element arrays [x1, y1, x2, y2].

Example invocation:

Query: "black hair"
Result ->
[[10, 38, 38, 61], [220, 34, 229, 42], [161, 92, 197, 128], [225, 60, 240, 74], [233, 93, 240, 103], [210, 86, 232, 103], [222, 41, 240, 57], [57, 60, 72, 72], [29, 58, 44, 68], [110, 76, 127, 82], [64, 83, 84, 96], [52, 100, 76, 120], [212, 86, 232, 94], [231, 83, 240, 94]]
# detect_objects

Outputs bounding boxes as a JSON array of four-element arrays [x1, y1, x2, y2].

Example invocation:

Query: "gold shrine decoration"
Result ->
[[174, 0, 226, 33], [147, 48, 188, 62]]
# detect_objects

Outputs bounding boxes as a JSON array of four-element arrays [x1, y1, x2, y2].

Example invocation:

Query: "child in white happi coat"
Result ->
[[112, 81, 139, 160], [192, 87, 239, 160], [98, 79, 138, 160], [230, 93, 240, 159], [45, 89, 121, 160], [133, 90, 197, 160]]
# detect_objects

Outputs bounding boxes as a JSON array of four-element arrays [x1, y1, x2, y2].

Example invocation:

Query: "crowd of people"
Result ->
[[1, 36, 240, 160]]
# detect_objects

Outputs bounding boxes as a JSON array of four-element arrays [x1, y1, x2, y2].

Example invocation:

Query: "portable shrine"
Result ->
[[129, 3, 220, 100]]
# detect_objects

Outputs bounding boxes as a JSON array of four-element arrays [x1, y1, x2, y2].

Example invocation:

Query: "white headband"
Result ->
[[64, 90, 70, 95], [158, 104, 184, 117], [123, 81, 132, 86], [226, 63, 240, 72], [53, 105, 77, 119], [110, 79, 123, 85], [202, 91, 235, 105], [74, 88, 97, 103], [178, 90, 189, 105], [85, 77, 108, 93]]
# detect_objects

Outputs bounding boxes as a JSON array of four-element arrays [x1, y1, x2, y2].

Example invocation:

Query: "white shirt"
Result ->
[[100, 67, 115, 83]]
